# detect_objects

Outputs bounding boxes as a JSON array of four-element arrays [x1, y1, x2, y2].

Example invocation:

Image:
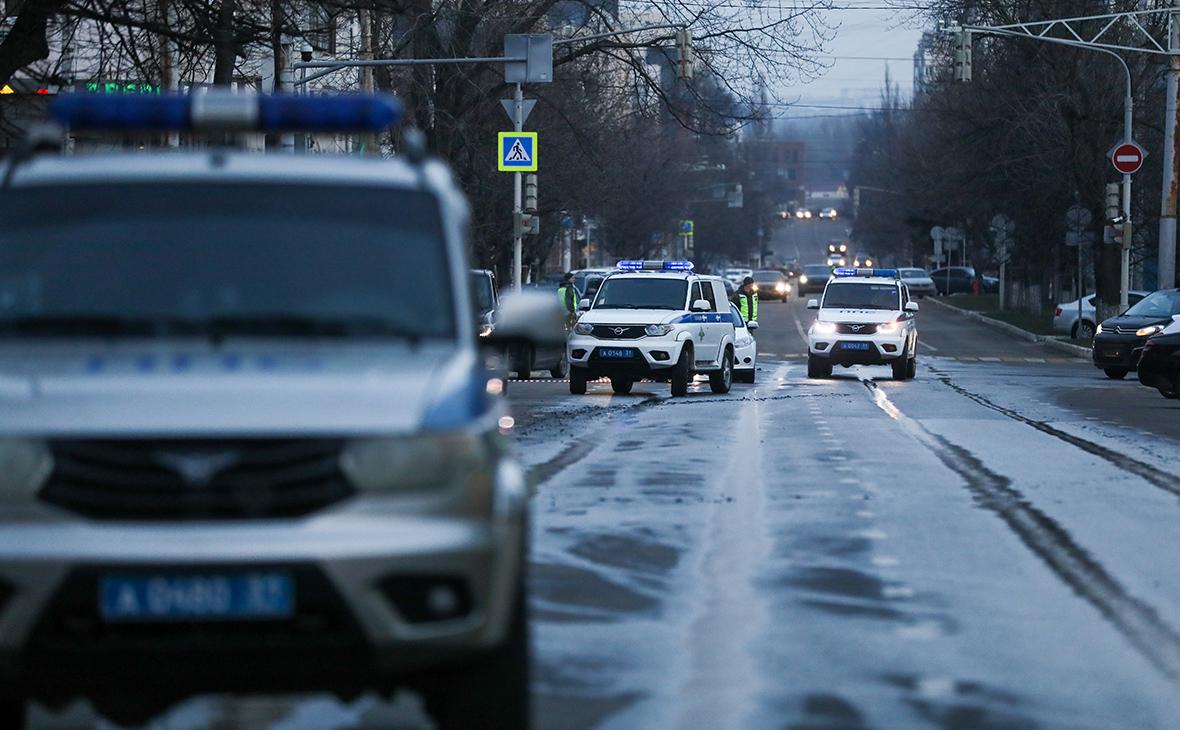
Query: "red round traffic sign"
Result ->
[[1111, 142, 1145, 175]]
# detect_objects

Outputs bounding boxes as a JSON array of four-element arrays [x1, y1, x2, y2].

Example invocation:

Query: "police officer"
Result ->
[[734, 276, 759, 324], [557, 272, 578, 316]]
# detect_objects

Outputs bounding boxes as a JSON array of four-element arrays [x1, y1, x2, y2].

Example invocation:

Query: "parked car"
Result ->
[[1052, 291, 1148, 340], [797, 264, 833, 297], [753, 270, 791, 301], [930, 266, 977, 295], [1136, 317, 1180, 397], [898, 268, 936, 298], [1092, 288, 1180, 379]]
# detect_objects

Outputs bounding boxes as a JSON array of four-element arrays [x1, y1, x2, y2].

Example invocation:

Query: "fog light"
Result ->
[[651, 351, 670, 361], [743, 357, 752, 364], [882, 344, 897, 353], [379, 576, 472, 623], [572, 349, 587, 359], [816, 343, 829, 351]]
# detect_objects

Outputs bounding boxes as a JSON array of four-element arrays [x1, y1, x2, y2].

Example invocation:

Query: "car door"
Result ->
[[706, 280, 732, 364]]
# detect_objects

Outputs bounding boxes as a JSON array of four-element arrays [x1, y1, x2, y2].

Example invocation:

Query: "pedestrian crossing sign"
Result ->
[[498, 132, 538, 172]]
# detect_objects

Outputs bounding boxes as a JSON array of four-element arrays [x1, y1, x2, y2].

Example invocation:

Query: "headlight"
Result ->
[[340, 432, 491, 492], [799, 275, 808, 284], [478, 323, 494, 338], [1095, 323, 1104, 334], [0, 439, 53, 498], [878, 321, 900, 334], [644, 324, 674, 336], [776, 282, 786, 292], [838, 258, 846, 266], [1136, 325, 1164, 337], [840, 244, 847, 252], [574, 322, 594, 335], [813, 321, 837, 335]]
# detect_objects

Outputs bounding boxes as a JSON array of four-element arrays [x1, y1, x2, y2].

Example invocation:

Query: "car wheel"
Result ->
[[807, 354, 830, 379], [422, 576, 529, 730], [906, 356, 917, 380], [569, 367, 588, 395], [1104, 368, 1129, 380], [891, 356, 908, 380], [512, 346, 534, 380], [610, 376, 633, 395], [1074, 321, 1096, 341], [709, 348, 734, 394], [550, 355, 568, 379], [670, 346, 691, 397]]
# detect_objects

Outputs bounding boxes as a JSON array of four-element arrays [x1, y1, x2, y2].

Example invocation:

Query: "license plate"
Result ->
[[597, 348, 635, 359], [841, 342, 870, 350], [1103, 349, 1122, 358], [100, 571, 294, 622]]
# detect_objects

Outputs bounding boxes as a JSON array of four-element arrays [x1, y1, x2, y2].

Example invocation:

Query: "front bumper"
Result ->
[[1092, 334, 1146, 370], [567, 335, 682, 378], [0, 459, 528, 699], [809, 334, 907, 365]]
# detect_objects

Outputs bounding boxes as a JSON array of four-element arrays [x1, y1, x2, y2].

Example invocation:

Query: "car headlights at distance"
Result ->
[[645, 324, 674, 336], [0, 439, 53, 498], [799, 275, 808, 284], [340, 431, 492, 492], [1136, 325, 1164, 337], [574, 322, 594, 335], [813, 322, 837, 335]]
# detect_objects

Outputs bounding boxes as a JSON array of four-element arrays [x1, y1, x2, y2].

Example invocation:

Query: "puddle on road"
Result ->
[[568, 533, 681, 574], [530, 562, 659, 619]]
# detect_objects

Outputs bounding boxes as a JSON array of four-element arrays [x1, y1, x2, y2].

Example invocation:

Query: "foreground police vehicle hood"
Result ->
[[0, 93, 547, 729]]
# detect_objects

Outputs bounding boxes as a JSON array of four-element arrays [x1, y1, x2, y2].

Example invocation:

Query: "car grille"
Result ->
[[1112, 326, 1141, 335], [41, 439, 352, 520], [836, 323, 879, 335], [591, 325, 646, 339]]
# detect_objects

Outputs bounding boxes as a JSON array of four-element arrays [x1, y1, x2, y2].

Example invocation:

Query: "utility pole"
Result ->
[[510, 82, 524, 290], [1160, 3, 1180, 290]]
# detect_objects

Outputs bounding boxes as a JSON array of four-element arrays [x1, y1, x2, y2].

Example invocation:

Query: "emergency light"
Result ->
[[50, 91, 403, 132], [833, 268, 898, 278], [616, 260, 695, 271]]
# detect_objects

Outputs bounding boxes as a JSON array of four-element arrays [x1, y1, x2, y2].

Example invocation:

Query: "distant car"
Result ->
[[723, 267, 754, 286], [818, 208, 838, 220], [722, 278, 739, 299], [1052, 291, 1148, 340], [898, 267, 936, 298], [571, 267, 614, 299], [471, 269, 498, 335], [753, 270, 790, 301], [1137, 317, 1180, 397], [794, 209, 813, 220], [826, 253, 847, 268], [930, 266, 977, 295], [730, 303, 759, 383], [1092, 289, 1180, 379], [797, 264, 832, 297]]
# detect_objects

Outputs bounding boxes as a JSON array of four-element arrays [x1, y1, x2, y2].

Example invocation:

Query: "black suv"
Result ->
[[1137, 325, 1180, 397], [1092, 289, 1180, 379], [930, 266, 976, 295]]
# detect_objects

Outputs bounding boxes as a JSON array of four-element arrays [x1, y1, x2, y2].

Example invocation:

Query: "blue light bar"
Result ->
[[615, 260, 695, 272], [617, 260, 645, 270], [51, 91, 402, 133], [664, 260, 695, 271], [833, 267, 898, 278]]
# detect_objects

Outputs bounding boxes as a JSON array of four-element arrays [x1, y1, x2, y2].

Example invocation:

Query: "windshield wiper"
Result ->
[[0, 315, 175, 336], [190, 315, 426, 341]]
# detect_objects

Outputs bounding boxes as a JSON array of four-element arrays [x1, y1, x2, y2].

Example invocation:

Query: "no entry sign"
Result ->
[[1111, 142, 1145, 175]]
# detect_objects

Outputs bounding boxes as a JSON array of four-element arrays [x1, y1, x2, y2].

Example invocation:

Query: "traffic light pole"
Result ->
[[511, 82, 524, 291]]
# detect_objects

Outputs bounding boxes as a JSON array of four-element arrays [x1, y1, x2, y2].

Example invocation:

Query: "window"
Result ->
[[594, 278, 688, 310], [1124, 290, 1180, 317], [730, 303, 746, 328], [822, 283, 900, 311], [698, 280, 718, 311]]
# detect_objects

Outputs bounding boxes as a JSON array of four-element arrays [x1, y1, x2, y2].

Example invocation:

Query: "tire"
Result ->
[[1158, 387, 1178, 399], [807, 354, 830, 379], [670, 346, 691, 397], [892, 356, 907, 380], [569, 367, 588, 395], [1104, 368, 1129, 380], [735, 368, 755, 384], [610, 376, 633, 395], [709, 348, 734, 394], [1074, 320, 1096, 341], [512, 346, 534, 380], [906, 356, 917, 380], [422, 579, 530, 730], [549, 355, 568, 379]]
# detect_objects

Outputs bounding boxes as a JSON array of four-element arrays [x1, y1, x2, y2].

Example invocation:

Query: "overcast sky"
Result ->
[[778, 5, 929, 115]]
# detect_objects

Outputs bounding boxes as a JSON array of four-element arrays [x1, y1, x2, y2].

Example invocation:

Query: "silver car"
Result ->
[[0, 96, 546, 729], [1053, 291, 1147, 340], [899, 267, 937, 298]]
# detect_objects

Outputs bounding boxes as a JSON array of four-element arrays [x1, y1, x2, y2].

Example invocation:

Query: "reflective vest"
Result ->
[[736, 291, 758, 323], [558, 284, 577, 313]]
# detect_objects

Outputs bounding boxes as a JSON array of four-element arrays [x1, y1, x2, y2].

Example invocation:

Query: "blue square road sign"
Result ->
[[498, 132, 538, 172]]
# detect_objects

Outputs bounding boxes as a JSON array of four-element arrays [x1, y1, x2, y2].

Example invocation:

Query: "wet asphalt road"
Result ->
[[31, 225, 1180, 729]]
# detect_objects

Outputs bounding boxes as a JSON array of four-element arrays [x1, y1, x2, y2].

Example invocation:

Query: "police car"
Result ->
[[0, 92, 559, 728], [806, 268, 919, 380], [567, 261, 738, 396]]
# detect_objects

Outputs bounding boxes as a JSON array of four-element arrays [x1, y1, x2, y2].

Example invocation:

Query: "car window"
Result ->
[[0, 183, 455, 339], [595, 278, 688, 310], [730, 303, 746, 328], [900, 268, 926, 278], [470, 272, 495, 313], [1129, 293, 1145, 305], [822, 282, 900, 310], [1085, 296, 1096, 306], [1124, 290, 1180, 317], [699, 281, 718, 311]]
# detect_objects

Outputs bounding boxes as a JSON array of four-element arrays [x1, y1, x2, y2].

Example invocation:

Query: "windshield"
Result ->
[[822, 282, 900, 310], [1124, 290, 1180, 317], [0, 184, 453, 339], [470, 272, 495, 313], [594, 278, 688, 310], [804, 265, 831, 277], [754, 272, 782, 282], [899, 268, 927, 278]]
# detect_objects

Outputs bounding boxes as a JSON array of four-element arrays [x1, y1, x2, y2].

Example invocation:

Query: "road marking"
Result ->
[[978, 356, 1001, 362], [919, 341, 939, 352], [1024, 358, 1046, 363]]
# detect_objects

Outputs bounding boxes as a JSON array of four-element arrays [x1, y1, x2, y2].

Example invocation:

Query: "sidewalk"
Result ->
[[922, 296, 1092, 358]]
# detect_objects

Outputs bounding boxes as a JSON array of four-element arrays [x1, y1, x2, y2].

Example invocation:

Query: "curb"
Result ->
[[923, 296, 1092, 359]]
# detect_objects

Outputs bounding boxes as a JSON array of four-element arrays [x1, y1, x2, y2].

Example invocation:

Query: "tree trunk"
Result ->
[[212, 0, 237, 86], [0, 0, 68, 87]]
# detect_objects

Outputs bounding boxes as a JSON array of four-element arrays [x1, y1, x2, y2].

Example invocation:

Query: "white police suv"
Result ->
[[566, 261, 737, 396], [0, 91, 561, 729], [806, 268, 919, 380]]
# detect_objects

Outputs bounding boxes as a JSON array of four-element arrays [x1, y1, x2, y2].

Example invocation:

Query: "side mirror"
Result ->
[[747, 320, 759, 331], [578, 298, 592, 311], [483, 291, 567, 349], [905, 301, 919, 313], [691, 299, 713, 312], [806, 299, 820, 310]]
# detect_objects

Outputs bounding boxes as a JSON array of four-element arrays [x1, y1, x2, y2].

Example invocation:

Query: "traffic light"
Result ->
[[1105, 182, 1122, 222], [524, 173, 538, 213], [676, 29, 694, 81], [954, 30, 972, 82], [515, 212, 539, 237]]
